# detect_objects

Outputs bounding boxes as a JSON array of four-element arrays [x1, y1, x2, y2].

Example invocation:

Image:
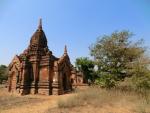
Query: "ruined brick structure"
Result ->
[[8, 19, 73, 95], [71, 68, 85, 86]]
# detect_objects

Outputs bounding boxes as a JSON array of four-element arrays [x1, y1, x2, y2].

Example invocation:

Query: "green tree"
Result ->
[[75, 57, 95, 83], [90, 31, 149, 88], [0, 65, 8, 84]]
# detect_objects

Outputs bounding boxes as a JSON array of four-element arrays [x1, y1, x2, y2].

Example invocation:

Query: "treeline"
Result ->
[[0, 65, 8, 84], [75, 31, 150, 92]]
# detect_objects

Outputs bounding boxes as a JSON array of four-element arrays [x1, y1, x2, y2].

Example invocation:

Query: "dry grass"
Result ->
[[0, 85, 46, 112], [0, 85, 57, 113], [0, 85, 150, 113], [47, 87, 150, 113]]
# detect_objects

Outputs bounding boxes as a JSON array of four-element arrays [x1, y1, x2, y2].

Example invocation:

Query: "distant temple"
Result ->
[[8, 19, 74, 95]]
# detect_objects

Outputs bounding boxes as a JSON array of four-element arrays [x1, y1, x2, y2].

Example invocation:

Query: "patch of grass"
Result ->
[[134, 97, 150, 113], [0, 86, 44, 110], [57, 87, 150, 113], [58, 88, 101, 108]]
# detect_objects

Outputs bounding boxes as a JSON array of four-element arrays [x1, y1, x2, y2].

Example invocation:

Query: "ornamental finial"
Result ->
[[38, 18, 42, 30]]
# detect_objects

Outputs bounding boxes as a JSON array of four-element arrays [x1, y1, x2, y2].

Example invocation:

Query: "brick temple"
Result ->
[[8, 19, 74, 95]]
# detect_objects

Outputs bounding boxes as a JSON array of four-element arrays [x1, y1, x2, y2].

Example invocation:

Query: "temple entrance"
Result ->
[[9, 71, 17, 92], [63, 73, 68, 91]]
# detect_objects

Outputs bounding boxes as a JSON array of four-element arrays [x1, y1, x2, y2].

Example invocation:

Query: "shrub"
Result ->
[[94, 73, 117, 89], [133, 75, 150, 90], [131, 75, 150, 103]]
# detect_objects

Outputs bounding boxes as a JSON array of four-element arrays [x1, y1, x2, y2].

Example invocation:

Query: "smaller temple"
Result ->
[[8, 19, 74, 95]]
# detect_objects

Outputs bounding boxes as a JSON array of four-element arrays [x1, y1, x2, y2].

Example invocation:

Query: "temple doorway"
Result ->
[[9, 71, 16, 92], [63, 73, 68, 91]]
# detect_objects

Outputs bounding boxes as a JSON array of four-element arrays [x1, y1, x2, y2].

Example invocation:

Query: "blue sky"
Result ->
[[0, 0, 150, 65]]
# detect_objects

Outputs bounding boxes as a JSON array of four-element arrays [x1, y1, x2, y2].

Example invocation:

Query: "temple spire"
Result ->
[[64, 45, 67, 54], [38, 18, 42, 30]]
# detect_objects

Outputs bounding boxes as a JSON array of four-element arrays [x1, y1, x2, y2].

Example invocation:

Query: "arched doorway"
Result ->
[[62, 73, 68, 91], [9, 71, 17, 92]]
